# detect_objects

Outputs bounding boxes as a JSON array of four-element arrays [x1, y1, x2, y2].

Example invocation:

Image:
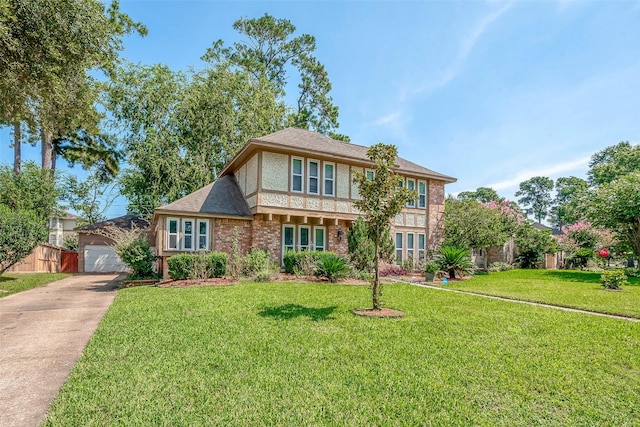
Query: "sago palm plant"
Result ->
[[434, 246, 475, 279]]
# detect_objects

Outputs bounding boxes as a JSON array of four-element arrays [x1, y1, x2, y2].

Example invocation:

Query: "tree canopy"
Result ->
[[515, 176, 554, 223]]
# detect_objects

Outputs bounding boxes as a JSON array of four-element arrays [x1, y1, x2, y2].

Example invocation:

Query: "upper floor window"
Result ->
[[324, 162, 335, 196], [292, 157, 304, 192], [406, 179, 416, 208], [365, 169, 375, 181], [308, 160, 319, 194], [418, 181, 427, 208]]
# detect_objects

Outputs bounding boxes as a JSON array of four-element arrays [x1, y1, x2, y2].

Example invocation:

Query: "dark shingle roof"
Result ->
[[75, 214, 148, 232], [155, 175, 252, 217], [228, 127, 456, 182]]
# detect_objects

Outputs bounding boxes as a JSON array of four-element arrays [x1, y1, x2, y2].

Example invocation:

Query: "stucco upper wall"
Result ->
[[262, 152, 288, 191]]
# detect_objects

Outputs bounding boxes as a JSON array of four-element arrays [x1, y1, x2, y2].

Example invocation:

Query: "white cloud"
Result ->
[[416, 2, 513, 94], [487, 155, 591, 191], [373, 111, 402, 126]]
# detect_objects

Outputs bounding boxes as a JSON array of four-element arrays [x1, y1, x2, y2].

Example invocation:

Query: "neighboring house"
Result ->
[[47, 212, 79, 247], [152, 128, 457, 278], [75, 215, 149, 273]]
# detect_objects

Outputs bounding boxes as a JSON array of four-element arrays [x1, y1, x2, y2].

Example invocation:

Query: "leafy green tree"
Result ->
[[0, 0, 146, 171], [457, 187, 503, 203], [444, 198, 518, 269], [347, 216, 394, 272], [514, 224, 556, 268], [588, 141, 640, 186], [549, 176, 588, 229], [0, 162, 58, 220], [60, 168, 117, 225], [584, 172, 640, 259], [353, 143, 416, 310], [515, 176, 554, 223], [205, 13, 340, 135], [0, 205, 48, 275]]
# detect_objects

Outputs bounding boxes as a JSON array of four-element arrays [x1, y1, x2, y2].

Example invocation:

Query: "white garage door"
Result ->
[[84, 245, 129, 273]]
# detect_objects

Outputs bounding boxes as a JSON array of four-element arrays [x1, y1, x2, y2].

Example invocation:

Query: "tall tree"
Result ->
[[0, 0, 146, 171], [584, 171, 640, 259], [549, 176, 588, 229], [457, 187, 503, 203], [205, 13, 340, 135], [60, 169, 117, 225], [588, 141, 640, 186], [0, 162, 58, 220], [515, 176, 554, 223], [353, 144, 416, 310]]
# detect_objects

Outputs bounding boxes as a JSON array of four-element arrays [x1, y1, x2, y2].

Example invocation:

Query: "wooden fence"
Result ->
[[7, 244, 78, 273]]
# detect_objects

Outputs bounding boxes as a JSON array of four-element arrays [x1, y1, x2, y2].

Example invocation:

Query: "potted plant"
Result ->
[[424, 261, 439, 282]]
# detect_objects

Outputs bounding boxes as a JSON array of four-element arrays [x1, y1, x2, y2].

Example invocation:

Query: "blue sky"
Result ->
[[2, 0, 640, 217]]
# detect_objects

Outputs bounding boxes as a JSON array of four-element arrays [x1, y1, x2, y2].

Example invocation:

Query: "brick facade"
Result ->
[[213, 218, 252, 255], [427, 180, 446, 254], [251, 217, 283, 262]]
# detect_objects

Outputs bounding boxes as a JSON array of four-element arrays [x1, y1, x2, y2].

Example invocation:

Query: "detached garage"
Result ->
[[76, 215, 150, 273]]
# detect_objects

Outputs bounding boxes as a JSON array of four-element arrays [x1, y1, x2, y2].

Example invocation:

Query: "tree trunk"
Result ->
[[13, 123, 21, 174], [41, 130, 53, 170], [373, 234, 380, 310], [449, 268, 456, 279]]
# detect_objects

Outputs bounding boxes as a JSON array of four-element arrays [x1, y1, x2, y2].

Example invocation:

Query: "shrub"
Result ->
[[434, 246, 475, 279], [379, 265, 406, 277], [283, 250, 338, 275], [116, 237, 156, 279], [623, 267, 640, 278], [0, 206, 48, 275], [600, 269, 628, 290], [315, 254, 350, 283], [243, 249, 278, 282], [167, 252, 227, 280], [423, 261, 440, 274], [488, 262, 514, 273]]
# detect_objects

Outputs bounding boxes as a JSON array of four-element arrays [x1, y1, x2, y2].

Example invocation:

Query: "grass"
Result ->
[[0, 273, 72, 298], [44, 282, 639, 426], [446, 269, 640, 318]]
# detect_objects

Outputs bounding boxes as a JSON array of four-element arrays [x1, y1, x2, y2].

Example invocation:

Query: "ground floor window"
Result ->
[[418, 233, 426, 261], [395, 232, 403, 264], [166, 218, 209, 251], [407, 233, 415, 264], [282, 224, 327, 260]]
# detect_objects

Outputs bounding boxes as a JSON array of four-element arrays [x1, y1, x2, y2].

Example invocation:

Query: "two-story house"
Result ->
[[47, 212, 79, 247], [152, 128, 456, 277]]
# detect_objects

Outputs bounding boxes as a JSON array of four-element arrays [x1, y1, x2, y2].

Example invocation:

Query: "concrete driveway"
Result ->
[[0, 274, 122, 427]]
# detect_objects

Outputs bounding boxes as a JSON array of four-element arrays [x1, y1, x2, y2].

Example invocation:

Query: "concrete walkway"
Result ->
[[411, 282, 640, 323], [0, 274, 122, 427]]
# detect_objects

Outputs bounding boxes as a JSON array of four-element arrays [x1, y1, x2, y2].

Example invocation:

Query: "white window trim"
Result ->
[[395, 232, 403, 264], [298, 225, 311, 251], [307, 159, 320, 195], [291, 157, 304, 193], [418, 180, 427, 209], [182, 218, 195, 251], [197, 219, 209, 251], [407, 232, 415, 261], [323, 162, 335, 196], [406, 179, 416, 208], [167, 218, 179, 250], [314, 226, 326, 251], [282, 224, 296, 260]]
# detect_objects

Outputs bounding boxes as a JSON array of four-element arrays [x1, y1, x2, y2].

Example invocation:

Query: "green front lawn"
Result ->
[[446, 269, 640, 318], [0, 273, 72, 298], [44, 282, 639, 426]]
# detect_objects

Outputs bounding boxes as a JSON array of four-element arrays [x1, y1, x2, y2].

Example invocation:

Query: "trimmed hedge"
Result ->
[[283, 250, 338, 274], [167, 252, 227, 280]]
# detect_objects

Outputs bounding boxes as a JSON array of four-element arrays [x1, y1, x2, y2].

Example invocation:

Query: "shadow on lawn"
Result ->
[[543, 270, 601, 283], [258, 304, 337, 321], [0, 276, 17, 282]]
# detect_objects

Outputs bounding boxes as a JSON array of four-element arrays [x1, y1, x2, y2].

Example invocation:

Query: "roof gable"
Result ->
[[155, 175, 252, 217], [221, 127, 456, 183]]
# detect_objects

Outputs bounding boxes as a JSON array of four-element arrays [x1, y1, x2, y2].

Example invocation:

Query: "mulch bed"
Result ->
[[352, 307, 406, 318]]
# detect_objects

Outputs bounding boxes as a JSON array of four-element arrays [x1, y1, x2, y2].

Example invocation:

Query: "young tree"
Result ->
[[353, 143, 416, 310], [0, 206, 48, 276], [60, 168, 117, 225], [515, 176, 554, 223]]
